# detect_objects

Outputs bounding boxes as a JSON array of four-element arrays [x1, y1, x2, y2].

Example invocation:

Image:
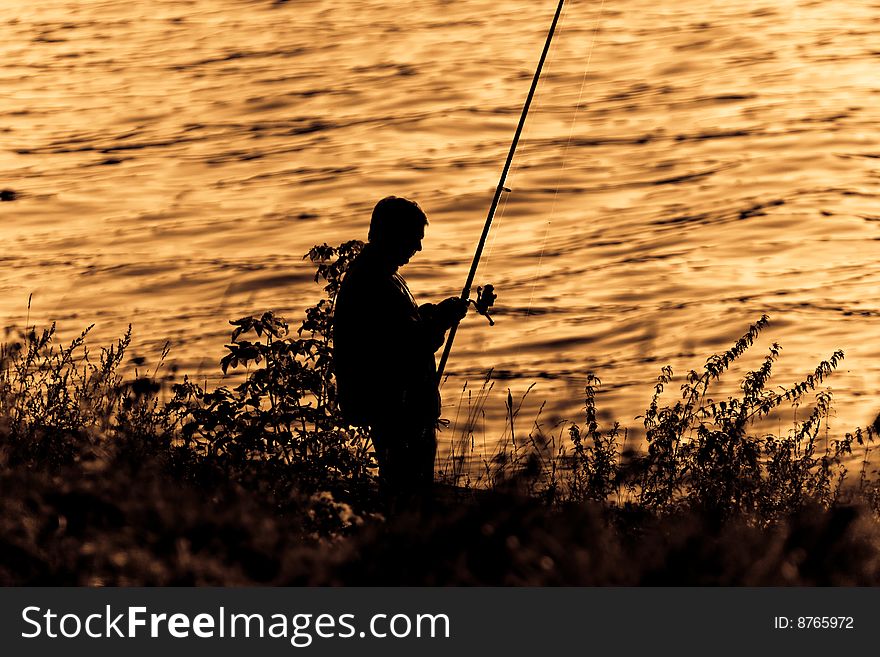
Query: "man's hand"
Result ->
[[436, 296, 469, 326]]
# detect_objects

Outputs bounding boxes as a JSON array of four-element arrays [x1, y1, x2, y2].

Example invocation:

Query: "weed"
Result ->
[[166, 240, 374, 496]]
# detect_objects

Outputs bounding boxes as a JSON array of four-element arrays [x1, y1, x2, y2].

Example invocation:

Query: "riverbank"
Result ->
[[3, 431, 879, 586], [2, 244, 880, 585]]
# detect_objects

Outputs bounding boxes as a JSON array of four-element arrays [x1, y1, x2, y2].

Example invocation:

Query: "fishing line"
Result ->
[[487, 1, 605, 458], [485, 0, 607, 446], [483, 0, 573, 269], [441, 0, 606, 477], [524, 0, 606, 319], [489, 0, 607, 381], [438, 0, 608, 383], [437, 0, 569, 382]]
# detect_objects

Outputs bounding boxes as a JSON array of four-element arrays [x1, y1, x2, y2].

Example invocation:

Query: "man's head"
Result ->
[[368, 196, 428, 268]]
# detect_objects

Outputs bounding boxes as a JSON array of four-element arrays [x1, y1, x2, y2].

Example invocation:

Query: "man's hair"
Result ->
[[368, 196, 428, 243]]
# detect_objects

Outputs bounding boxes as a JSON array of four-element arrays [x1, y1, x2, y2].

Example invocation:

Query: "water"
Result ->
[[2, 0, 879, 455]]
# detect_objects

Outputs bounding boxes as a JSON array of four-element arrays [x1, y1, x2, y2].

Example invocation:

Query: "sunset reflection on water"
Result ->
[[2, 0, 878, 461]]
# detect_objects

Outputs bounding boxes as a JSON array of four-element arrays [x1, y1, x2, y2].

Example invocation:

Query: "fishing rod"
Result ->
[[436, 0, 566, 382]]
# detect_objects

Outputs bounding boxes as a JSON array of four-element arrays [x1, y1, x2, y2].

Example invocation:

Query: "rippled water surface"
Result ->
[[2, 0, 879, 451]]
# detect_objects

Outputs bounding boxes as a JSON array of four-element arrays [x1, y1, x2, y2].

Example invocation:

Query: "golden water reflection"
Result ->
[[1, 0, 879, 464]]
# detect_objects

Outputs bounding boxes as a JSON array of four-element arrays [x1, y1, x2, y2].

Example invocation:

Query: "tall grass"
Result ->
[[439, 316, 877, 525]]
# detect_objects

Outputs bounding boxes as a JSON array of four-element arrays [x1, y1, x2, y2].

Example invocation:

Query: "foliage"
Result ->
[[566, 374, 623, 504], [166, 240, 373, 492], [439, 375, 566, 505], [436, 314, 874, 527], [0, 310, 173, 468], [631, 315, 858, 522]]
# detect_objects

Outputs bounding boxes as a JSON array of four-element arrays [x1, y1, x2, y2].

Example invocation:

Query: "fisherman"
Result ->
[[333, 196, 468, 510]]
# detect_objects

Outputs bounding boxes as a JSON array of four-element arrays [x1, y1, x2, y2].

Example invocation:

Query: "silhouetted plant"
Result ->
[[438, 372, 566, 503], [167, 240, 374, 491], [632, 315, 858, 522], [0, 307, 174, 467], [440, 370, 495, 488], [567, 374, 622, 504]]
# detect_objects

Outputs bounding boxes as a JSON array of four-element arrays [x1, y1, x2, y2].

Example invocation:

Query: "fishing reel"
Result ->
[[469, 284, 497, 326]]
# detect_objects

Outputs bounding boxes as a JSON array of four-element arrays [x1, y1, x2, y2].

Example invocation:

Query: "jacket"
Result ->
[[333, 244, 447, 426]]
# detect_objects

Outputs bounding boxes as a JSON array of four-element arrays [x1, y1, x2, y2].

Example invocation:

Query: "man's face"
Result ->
[[390, 225, 424, 267]]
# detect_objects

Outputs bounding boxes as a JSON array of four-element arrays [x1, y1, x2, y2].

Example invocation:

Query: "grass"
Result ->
[[3, 243, 880, 585], [438, 319, 876, 524]]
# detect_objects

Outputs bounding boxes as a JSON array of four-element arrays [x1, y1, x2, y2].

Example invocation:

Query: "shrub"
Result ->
[[633, 315, 859, 523], [166, 240, 374, 494]]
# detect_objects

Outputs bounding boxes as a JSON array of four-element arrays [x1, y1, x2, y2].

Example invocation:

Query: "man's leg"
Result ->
[[371, 416, 436, 514], [370, 419, 411, 513], [412, 420, 437, 493], [410, 420, 437, 514]]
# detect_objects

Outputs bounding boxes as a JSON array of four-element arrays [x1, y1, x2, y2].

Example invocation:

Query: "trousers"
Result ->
[[370, 414, 437, 511]]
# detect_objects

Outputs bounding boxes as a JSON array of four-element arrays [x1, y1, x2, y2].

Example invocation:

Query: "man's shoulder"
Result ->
[[342, 247, 383, 282], [337, 249, 393, 311], [343, 247, 408, 292]]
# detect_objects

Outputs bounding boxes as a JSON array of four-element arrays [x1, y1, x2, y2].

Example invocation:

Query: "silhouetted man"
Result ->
[[333, 196, 467, 510]]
